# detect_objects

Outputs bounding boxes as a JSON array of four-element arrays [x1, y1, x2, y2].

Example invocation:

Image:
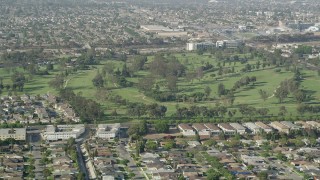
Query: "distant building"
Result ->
[[243, 122, 261, 134], [42, 124, 85, 141], [0, 128, 26, 141], [186, 42, 215, 51], [178, 124, 196, 136], [216, 40, 243, 49], [269, 121, 290, 134], [229, 123, 246, 134], [255, 122, 273, 133], [218, 123, 236, 135], [96, 124, 120, 140], [204, 123, 221, 136]]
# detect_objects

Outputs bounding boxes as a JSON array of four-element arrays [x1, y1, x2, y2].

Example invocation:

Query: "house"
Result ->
[[229, 123, 246, 134], [255, 122, 273, 133], [178, 124, 196, 136], [35, 107, 49, 119], [218, 123, 236, 135], [192, 123, 211, 136], [204, 123, 221, 135], [270, 121, 290, 134], [243, 122, 261, 134]]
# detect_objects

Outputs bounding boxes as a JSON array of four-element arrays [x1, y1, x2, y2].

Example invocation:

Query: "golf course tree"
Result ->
[[49, 74, 64, 90], [92, 72, 104, 88], [11, 72, 26, 92], [59, 88, 104, 123]]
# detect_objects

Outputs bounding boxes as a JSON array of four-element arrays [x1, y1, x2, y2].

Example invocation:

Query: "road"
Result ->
[[116, 144, 146, 179], [28, 131, 44, 180], [76, 143, 89, 180]]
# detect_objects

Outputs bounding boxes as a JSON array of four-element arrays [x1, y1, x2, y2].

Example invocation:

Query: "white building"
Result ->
[[230, 123, 246, 134], [178, 124, 196, 136], [243, 122, 261, 134], [186, 43, 197, 51], [96, 123, 120, 140], [42, 124, 85, 141], [0, 128, 26, 140]]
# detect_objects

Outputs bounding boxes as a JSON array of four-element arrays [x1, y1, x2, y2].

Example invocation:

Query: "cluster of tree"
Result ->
[[297, 104, 320, 115], [238, 104, 269, 117], [101, 63, 133, 88], [232, 76, 257, 91], [148, 54, 186, 78], [11, 73, 25, 92], [205, 153, 234, 179], [294, 45, 312, 56], [48, 74, 65, 90], [174, 105, 229, 119], [275, 78, 307, 103], [59, 89, 104, 123], [77, 49, 99, 66], [127, 103, 167, 118]]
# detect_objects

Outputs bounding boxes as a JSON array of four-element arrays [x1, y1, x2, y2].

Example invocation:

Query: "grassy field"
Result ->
[[1, 52, 320, 120]]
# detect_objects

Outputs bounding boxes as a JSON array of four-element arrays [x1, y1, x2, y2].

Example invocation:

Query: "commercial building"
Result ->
[[186, 42, 215, 51], [216, 40, 243, 49], [42, 124, 85, 141], [96, 123, 120, 140], [243, 122, 261, 134], [255, 122, 273, 133], [192, 123, 211, 136], [0, 128, 26, 140], [218, 123, 236, 135], [229, 123, 246, 134], [270, 121, 290, 134], [178, 124, 196, 136], [204, 123, 221, 135]]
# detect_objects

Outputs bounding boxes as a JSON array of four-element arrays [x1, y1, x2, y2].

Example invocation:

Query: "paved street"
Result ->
[[116, 144, 146, 179], [28, 131, 44, 180]]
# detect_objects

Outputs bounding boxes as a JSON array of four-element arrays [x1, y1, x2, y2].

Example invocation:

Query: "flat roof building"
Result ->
[[218, 123, 236, 135], [229, 123, 246, 134], [178, 124, 196, 136], [192, 123, 210, 136], [42, 124, 85, 141], [306, 121, 320, 129], [255, 122, 273, 133], [295, 121, 312, 129], [270, 121, 290, 134], [243, 122, 261, 134], [0, 128, 26, 141], [204, 123, 221, 135], [96, 124, 120, 140], [280, 121, 300, 130]]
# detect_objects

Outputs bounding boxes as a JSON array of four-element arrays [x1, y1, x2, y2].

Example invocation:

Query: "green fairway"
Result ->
[[1, 52, 320, 121]]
